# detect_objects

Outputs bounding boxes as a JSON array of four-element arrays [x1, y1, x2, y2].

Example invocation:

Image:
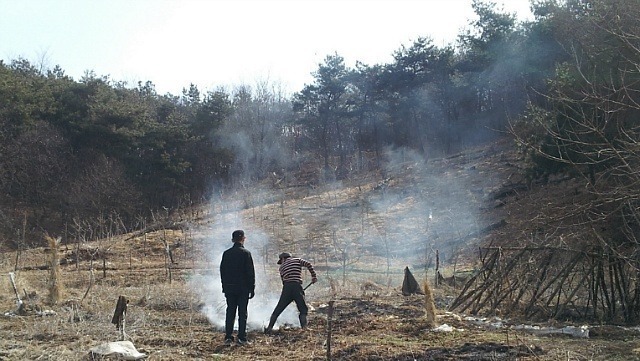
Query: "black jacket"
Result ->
[[220, 242, 255, 294]]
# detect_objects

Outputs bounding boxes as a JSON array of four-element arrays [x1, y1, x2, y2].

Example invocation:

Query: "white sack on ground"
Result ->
[[88, 341, 147, 360]]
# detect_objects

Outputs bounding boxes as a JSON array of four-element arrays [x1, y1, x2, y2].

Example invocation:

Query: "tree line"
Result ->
[[1, 0, 637, 250]]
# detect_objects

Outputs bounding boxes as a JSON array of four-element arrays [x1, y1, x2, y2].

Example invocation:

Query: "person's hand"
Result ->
[[312, 277, 318, 284], [249, 291, 255, 299]]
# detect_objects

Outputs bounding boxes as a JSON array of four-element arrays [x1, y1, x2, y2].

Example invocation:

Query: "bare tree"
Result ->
[[504, 0, 640, 322]]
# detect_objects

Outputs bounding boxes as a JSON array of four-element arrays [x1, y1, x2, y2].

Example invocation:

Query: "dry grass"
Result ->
[[3, 141, 640, 360], [3, 229, 639, 360]]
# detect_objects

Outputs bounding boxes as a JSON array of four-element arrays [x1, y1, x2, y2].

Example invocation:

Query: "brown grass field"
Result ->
[[3, 142, 640, 360]]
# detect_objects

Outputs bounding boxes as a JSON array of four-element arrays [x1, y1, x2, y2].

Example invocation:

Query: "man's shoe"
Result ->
[[237, 339, 251, 346], [224, 338, 233, 346], [264, 327, 272, 335]]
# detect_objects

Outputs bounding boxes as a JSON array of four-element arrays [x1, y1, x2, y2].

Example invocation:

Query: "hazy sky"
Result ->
[[1, 0, 533, 95]]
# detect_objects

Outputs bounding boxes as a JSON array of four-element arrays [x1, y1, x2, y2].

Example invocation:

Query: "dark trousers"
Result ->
[[224, 291, 249, 341], [268, 282, 308, 328]]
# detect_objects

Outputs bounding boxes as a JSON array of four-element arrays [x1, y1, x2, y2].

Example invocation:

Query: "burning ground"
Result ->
[[2, 140, 640, 360]]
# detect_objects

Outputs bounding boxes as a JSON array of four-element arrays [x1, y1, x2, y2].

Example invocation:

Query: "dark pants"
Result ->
[[268, 282, 308, 328], [224, 291, 249, 341]]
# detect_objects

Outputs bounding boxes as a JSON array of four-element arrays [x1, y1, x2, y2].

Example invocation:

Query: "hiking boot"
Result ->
[[237, 339, 251, 346], [224, 338, 233, 346], [299, 314, 308, 329], [264, 327, 272, 335]]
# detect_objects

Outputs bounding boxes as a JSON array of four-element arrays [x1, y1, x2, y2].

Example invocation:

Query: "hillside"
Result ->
[[2, 138, 640, 360]]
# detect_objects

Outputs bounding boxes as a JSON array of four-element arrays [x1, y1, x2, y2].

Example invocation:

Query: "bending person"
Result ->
[[265, 252, 317, 333]]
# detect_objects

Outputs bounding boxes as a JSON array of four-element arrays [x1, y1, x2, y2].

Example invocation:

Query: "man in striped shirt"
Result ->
[[264, 252, 317, 334]]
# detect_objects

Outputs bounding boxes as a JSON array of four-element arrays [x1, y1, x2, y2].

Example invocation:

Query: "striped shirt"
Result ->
[[279, 257, 317, 284]]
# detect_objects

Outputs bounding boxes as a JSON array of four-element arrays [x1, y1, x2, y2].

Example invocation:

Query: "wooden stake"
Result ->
[[327, 300, 334, 361], [111, 296, 129, 341], [80, 269, 95, 305], [8, 272, 22, 305], [435, 250, 440, 287]]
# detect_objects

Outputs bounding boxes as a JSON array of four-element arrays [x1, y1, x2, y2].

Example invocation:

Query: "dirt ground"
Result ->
[[3, 140, 640, 360]]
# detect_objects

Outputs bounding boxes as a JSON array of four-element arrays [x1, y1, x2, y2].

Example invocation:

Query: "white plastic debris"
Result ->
[[440, 312, 462, 322], [432, 324, 455, 332], [512, 324, 589, 338], [36, 310, 57, 317], [89, 341, 147, 360], [561, 325, 589, 338]]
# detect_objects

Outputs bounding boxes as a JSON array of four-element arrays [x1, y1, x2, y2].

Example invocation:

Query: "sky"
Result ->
[[1, 0, 533, 96]]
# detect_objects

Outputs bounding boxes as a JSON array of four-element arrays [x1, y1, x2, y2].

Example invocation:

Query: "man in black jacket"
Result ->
[[220, 230, 255, 345]]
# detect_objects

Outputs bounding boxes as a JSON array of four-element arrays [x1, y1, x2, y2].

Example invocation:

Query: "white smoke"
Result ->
[[366, 146, 483, 269], [188, 208, 300, 333]]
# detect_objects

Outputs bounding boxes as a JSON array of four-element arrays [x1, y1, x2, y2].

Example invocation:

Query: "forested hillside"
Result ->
[[1, 0, 638, 267]]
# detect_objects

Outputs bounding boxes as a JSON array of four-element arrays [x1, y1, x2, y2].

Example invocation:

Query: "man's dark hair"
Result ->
[[232, 230, 245, 242]]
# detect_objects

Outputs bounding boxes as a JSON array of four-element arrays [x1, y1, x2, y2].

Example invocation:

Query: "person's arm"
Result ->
[[220, 254, 227, 293], [301, 259, 318, 283], [247, 252, 256, 297]]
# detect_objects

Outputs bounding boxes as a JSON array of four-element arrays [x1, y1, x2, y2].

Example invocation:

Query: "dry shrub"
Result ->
[[1, 272, 13, 303], [1, 269, 44, 311], [360, 280, 383, 296], [142, 283, 200, 311], [45, 234, 64, 305], [328, 277, 338, 298], [423, 276, 437, 328]]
